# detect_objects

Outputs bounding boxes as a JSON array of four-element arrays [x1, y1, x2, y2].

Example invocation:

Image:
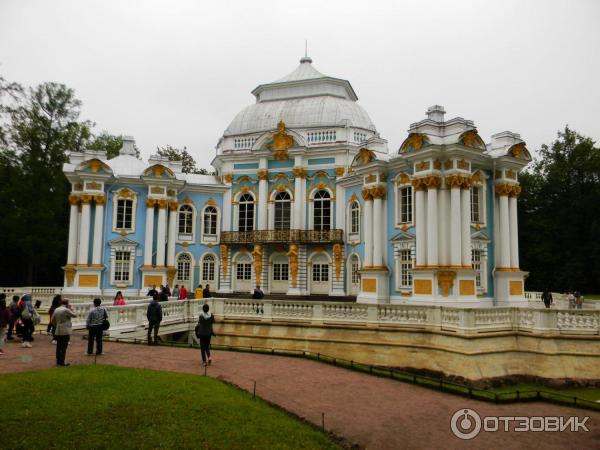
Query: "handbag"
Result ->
[[101, 309, 110, 331]]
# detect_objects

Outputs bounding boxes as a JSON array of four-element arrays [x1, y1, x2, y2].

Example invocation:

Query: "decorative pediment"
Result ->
[[351, 148, 377, 167], [78, 158, 112, 174], [458, 129, 486, 150], [471, 230, 490, 242], [507, 142, 531, 161], [108, 236, 139, 248], [390, 231, 416, 242], [143, 164, 175, 178], [399, 133, 429, 153]]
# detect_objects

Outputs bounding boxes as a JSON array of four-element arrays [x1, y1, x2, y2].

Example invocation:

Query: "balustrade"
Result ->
[[220, 229, 344, 244]]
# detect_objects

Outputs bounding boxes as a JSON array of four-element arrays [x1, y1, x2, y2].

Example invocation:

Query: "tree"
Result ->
[[156, 145, 211, 174], [519, 127, 600, 294], [0, 81, 93, 285]]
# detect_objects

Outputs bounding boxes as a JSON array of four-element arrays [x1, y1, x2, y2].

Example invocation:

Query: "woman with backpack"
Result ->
[[19, 294, 38, 348], [195, 304, 215, 366]]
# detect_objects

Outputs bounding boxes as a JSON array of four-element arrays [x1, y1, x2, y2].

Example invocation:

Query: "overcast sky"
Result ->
[[1, 0, 598, 168]]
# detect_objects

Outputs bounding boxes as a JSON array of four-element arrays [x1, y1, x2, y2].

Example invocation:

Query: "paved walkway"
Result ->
[[1, 334, 599, 449]]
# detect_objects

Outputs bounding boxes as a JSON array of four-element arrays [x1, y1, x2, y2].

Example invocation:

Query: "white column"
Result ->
[[509, 194, 519, 269], [294, 175, 303, 229], [67, 200, 79, 265], [300, 176, 307, 229], [439, 188, 450, 267], [77, 197, 92, 265], [373, 195, 383, 267], [493, 196, 500, 266], [222, 187, 232, 232], [498, 193, 511, 269], [336, 185, 345, 232], [426, 187, 438, 266], [258, 158, 268, 230], [166, 204, 177, 267], [415, 187, 427, 267], [450, 186, 462, 267], [461, 187, 472, 267], [363, 191, 373, 267], [156, 202, 167, 267], [144, 201, 155, 266], [91, 198, 104, 265]]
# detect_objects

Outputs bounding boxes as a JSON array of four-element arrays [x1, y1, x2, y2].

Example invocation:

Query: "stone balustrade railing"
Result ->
[[60, 298, 600, 338]]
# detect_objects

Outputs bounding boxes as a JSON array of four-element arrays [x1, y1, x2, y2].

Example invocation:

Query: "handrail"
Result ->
[[219, 229, 344, 244]]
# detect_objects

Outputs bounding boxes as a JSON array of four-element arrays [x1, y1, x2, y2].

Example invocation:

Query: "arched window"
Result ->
[[350, 254, 360, 285], [178, 205, 193, 235], [177, 253, 191, 281], [203, 206, 218, 236], [313, 190, 331, 231], [350, 201, 360, 234], [238, 193, 254, 231], [202, 254, 215, 282], [274, 191, 291, 230]]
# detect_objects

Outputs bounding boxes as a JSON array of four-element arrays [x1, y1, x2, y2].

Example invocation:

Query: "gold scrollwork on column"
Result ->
[[369, 186, 387, 199], [80, 194, 92, 204], [361, 188, 373, 201], [292, 167, 307, 179], [333, 243, 342, 280], [422, 175, 442, 189], [437, 271, 456, 297], [68, 194, 80, 205], [168, 201, 179, 211], [411, 178, 426, 191], [495, 183, 514, 196], [146, 198, 157, 208], [257, 169, 269, 181], [509, 185, 521, 197], [252, 244, 263, 287], [287, 244, 299, 288], [223, 173, 233, 183], [93, 195, 106, 205], [445, 174, 472, 189], [220, 245, 229, 279], [157, 199, 168, 209]]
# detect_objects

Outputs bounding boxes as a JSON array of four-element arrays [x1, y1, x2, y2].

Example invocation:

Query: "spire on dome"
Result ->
[[300, 40, 312, 63]]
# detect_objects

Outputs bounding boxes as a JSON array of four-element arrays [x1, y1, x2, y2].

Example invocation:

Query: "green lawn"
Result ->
[[0, 365, 338, 450]]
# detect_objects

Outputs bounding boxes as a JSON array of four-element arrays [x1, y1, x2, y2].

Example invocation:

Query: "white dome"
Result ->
[[223, 58, 377, 137], [224, 96, 376, 136]]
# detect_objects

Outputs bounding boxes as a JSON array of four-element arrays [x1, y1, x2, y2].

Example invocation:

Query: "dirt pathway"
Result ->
[[1, 334, 598, 449]]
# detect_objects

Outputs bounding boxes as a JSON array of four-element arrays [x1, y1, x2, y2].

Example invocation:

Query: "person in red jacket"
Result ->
[[178, 285, 188, 300], [113, 291, 126, 306]]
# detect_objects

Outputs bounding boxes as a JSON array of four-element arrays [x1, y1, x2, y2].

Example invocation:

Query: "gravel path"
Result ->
[[1, 333, 599, 449]]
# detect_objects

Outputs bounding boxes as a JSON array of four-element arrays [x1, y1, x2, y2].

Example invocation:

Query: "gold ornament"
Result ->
[[333, 243, 342, 280], [353, 148, 376, 166], [151, 186, 164, 194], [223, 173, 233, 183], [292, 167, 307, 179], [257, 169, 269, 181], [267, 120, 294, 160], [287, 244, 299, 288], [94, 195, 106, 205], [437, 271, 456, 297], [86, 181, 101, 190], [334, 167, 345, 177], [220, 245, 229, 279], [415, 161, 430, 172], [400, 133, 426, 152], [68, 194, 80, 205], [252, 244, 263, 287]]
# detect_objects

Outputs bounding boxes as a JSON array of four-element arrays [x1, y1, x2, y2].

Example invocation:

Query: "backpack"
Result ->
[[21, 304, 31, 320], [194, 322, 202, 339]]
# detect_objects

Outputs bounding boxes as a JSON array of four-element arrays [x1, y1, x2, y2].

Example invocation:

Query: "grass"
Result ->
[[0, 365, 338, 450]]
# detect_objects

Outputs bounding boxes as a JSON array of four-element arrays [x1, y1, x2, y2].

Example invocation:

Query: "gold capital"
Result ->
[[68, 194, 80, 205], [292, 167, 307, 179], [257, 169, 269, 181], [80, 194, 92, 204], [93, 195, 106, 205], [146, 198, 157, 208]]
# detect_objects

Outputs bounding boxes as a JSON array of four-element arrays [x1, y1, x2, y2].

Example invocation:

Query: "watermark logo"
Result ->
[[450, 408, 590, 440]]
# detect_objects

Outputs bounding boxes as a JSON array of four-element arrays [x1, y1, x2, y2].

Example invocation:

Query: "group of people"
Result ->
[[541, 289, 585, 309], [0, 293, 41, 354], [145, 283, 212, 301]]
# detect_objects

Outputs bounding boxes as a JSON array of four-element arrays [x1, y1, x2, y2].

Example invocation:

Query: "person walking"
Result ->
[[574, 291, 584, 309], [541, 289, 553, 309], [195, 303, 216, 366], [47, 295, 62, 343], [146, 285, 158, 297], [18, 294, 36, 347], [178, 285, 188, 300], [86, 298, 107, 356], [113, 291, 126, 306], [195, 284, 203, 300], [146, 293, 163, 345], [202, 284, 211, 299], [7, 296, 19, 340], [172, 284, 180, 300], [0, 296, 12, 355], [567, 291, 576, 309], [51, 299, 77, 367], [163, 285, 172, 297]]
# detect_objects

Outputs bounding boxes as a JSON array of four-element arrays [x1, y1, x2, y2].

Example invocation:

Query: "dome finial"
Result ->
[[300, 39, 312, 63]]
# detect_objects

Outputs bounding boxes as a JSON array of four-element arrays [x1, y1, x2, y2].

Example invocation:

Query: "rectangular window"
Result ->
[[471, 187, 481, 223], [116, 199, 133, 229], [400, 249, 413, 288], [273, 263, 289, 281], [312, 264, 329, 282], [203, 261, 215, 281], [398, 187, 413, 224], [351, 262, 360, 284], [114, 251, 131, 282], [177, 260, 190, 281], [472, 249, 482, 288], [236, 263, 252, 280], [274, 202, 291, 230]]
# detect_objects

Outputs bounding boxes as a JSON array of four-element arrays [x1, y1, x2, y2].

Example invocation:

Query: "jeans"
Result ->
[[7, 318, 15, 339], [148, 321, 160, 344], [87, 325, 103, 355], [55, 335, 70, 365], [22, 318, 34, 342], [0, 327, 5, 351], [199, 335, 212, 363]]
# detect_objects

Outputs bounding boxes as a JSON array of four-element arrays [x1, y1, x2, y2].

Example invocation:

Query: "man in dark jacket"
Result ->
[[202, 284, 211, 299], [146, 293, 162, 345], [7, 296, 19, 340], [146, 285, 158, 297], [195, 303, 215, 366]]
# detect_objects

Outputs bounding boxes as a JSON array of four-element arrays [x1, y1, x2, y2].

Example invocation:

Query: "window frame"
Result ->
[[111, 188, 138, 235], [238, 193, 255, 232], [273, 191, 292, 230], [312, 189, 332, 231], [395, 181, 414, 228]]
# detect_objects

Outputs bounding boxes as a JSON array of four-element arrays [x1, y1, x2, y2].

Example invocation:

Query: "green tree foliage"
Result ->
[[519, 127, 600, 294], [156, 145, 211, 174]]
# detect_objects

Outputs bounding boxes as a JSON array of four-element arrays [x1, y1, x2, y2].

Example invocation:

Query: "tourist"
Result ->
[[178, 285, 188, 300], [7, 295, 19, 340], [159, 291, 169, 302], [146, 293, 163, 345], [172, 284, 180, 300], [252, 285, 264, 300], [203, 284, 211, 299], [195, 303, 215, 366], [163, 284, 172, 297], [567, 291, 576, 309], [541, 289, 553, 309], [18, 294, 36, 348], [47, 295, 62, 343], [146, 285, 158, 297], [113, 291, 126, 306], [0, 296, 11, 355], [51, 299, 76, 367], [574, 291, 584, 309], [86, 298, 107, 356], [195, 284, 203, 300]]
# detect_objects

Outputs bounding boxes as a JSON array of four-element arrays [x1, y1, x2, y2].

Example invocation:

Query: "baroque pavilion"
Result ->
[[61, 56, 531, 305]]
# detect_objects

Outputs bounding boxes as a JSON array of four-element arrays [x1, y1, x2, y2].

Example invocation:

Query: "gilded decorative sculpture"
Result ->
[[437, 271, 456, 297], [333, 243, 342, 280], [220, 245, 229, 279], [267, 120, 294, 160], [287, 244, 299, 288], [253, 244, 263, 287]]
